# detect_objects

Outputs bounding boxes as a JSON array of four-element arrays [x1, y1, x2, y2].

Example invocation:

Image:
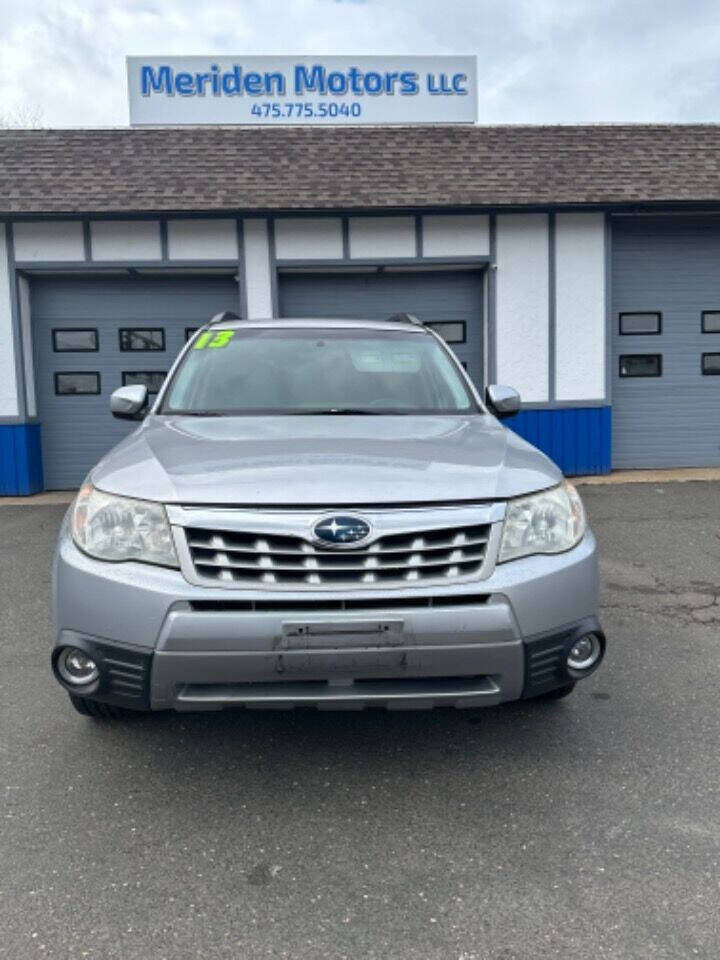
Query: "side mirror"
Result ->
[[485, 384, 521, 419], [111, 384, 149, 420]]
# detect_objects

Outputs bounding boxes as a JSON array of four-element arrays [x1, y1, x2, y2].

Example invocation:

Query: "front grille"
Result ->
[[185, 522, 492, 588]]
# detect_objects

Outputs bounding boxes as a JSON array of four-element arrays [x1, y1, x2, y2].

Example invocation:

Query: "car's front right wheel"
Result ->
[[534, 682, 576, 701]]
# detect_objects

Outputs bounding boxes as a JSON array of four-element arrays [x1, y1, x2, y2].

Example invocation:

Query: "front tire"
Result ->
[[534, 682, 576, 701], [68, 693, 142, 719]]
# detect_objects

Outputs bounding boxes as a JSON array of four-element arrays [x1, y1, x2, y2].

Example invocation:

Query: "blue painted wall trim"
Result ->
[[508, 406, 611, 476], [0, 409, 610, 494], [0, 424, 44, 495]]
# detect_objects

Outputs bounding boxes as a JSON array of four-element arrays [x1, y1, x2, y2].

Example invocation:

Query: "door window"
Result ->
[[619, 312, 661, 335], [119, 328, 165, 351], [55, 372, 101, 395], [52, 329, 98, 352], [701, 312, 720, 334], [122, 371, 167, 394], [426, 321, 467, 344], [619, 355, 662, 378], [701, 353, 720, 375]]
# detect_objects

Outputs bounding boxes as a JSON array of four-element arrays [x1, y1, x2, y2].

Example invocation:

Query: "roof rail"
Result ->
[[207, 310, 241, 326], [386, 312, 424, 326]]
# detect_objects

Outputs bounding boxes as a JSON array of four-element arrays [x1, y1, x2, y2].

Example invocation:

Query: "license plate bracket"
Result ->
[[280, 619, 406, 649]]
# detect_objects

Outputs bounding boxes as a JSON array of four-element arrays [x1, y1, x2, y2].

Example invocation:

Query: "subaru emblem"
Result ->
[[313, 514, 372, 548]]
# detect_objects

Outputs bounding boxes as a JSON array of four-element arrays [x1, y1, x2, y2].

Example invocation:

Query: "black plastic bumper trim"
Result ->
[[51, 634, 152, 711], [521, 617, 605, 699]]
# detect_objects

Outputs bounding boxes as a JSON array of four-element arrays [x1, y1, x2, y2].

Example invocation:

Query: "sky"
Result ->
[[1, 0, 720, 127]]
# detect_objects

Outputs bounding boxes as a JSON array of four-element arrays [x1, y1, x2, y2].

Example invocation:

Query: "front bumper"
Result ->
[[52, 524, 602, 712]]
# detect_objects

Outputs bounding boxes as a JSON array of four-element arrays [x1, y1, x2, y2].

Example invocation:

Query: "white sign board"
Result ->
[[127, 56, 477, 126]]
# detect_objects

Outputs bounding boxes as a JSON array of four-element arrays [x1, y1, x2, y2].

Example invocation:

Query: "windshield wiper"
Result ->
[[295, 408, 383, 415], [166, 408, 385, 416], [170, 410, 225, 417]]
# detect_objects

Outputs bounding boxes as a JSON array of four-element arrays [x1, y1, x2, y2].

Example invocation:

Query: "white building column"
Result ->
[[0, 226, 19, 417], [495, 214, 550, 402], [554, 213, 606, 401], [242, 219, 274, 318]]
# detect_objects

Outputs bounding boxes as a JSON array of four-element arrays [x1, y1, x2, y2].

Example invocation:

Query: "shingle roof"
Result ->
[[2, 124, 720, 215]]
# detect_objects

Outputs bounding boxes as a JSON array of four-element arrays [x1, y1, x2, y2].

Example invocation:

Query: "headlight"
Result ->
[[498, 480, 586, 563], [71, 483, 178, 567]]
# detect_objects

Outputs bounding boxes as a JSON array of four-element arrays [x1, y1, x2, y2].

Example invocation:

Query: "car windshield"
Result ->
[[161, 327, 477, 415]]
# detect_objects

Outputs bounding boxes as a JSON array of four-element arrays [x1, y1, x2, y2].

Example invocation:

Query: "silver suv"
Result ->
[[52, 313, 604, 718]]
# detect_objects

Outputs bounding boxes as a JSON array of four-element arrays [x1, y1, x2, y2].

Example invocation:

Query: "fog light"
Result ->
[[57, 647, 99, 686], [566, 633, 602, 673]]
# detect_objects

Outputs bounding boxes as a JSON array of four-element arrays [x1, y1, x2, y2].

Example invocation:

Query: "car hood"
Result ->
[[90, 414, 562, 505]]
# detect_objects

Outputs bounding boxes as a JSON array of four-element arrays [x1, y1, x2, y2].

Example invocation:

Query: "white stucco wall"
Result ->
[[0, 229, 19, 416], [349, 217, 415, 258], [275, 218, 343, 259], [495, 214, 549, 402], [0, 212, 607, 422], [555, 213, 606, 401], [167, 219, 238, 259], [13, 221, 85, 262], [90, 220, 162, 260], [243, 219, 273, 318], [421, 215, 489, 257], [18, 275, 36, 418]]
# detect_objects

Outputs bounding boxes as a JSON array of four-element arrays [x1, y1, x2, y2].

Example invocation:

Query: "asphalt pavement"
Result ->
[[1, 482, 719, 959]]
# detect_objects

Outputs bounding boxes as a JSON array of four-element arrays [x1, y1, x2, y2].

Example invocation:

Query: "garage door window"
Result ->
[[54, 372, 101, 395], [619, 312, 662, 335], [52, 328, 98, 352], [119, 328, 165, 351], [701, 353, 720, 375], [122, 371, 167, 394], [185, 327, 199, 341], [426, 321, 467, 344], [701, 311, 720, 333], [619, 354, 662, 377]]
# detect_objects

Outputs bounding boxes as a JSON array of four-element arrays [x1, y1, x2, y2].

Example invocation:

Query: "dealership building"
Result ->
[[1, 122, 720, 493]]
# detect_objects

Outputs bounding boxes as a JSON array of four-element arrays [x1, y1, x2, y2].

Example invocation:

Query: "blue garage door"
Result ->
[[279, 268, 485, 388], [612, 216, 720, 467], [32, 274, 240, 489]]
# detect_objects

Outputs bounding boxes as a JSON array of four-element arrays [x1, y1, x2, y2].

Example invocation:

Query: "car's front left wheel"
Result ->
[[68, 694, 143, 720]]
